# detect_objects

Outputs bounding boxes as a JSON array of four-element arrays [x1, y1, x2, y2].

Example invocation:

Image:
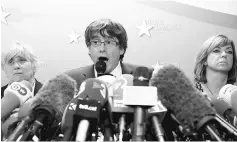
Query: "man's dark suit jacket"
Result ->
[[66, 62, 153, 89], [1, 79, 43, 98]]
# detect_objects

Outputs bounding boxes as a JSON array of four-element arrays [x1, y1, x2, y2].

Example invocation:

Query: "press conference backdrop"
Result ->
[[1, 0, 237, 85]]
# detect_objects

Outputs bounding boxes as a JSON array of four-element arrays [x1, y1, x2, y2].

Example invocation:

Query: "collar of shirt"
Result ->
[[31, 79, 36, 96], [94, 62, 122, 78]]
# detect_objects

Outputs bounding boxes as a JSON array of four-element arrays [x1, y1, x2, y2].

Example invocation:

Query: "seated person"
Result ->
[[194, 34, 237, 99], [66, 18, 153, 89], [1, 42, 42, 139]]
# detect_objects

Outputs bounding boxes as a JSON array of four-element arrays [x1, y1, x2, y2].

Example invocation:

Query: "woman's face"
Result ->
[[4, 56, 35, 83], [206, 44, 234, 73]]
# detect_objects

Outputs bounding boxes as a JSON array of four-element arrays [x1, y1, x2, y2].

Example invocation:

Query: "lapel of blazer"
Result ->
[[34, 79, 43, 95], [121, 62, 133, 75], [1, 85, 8, 98], [82, 65, 95, 79]]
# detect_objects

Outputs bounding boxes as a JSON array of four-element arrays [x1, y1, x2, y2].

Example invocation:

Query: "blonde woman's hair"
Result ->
[[1, 42, 39, 74], [194, 34, 237, 84]]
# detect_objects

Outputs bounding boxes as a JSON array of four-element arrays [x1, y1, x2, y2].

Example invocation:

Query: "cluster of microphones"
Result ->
[[1, 59, 237, 141]]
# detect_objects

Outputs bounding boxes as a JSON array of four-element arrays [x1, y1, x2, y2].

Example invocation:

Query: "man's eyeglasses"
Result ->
[[90, 40, 118, 47]]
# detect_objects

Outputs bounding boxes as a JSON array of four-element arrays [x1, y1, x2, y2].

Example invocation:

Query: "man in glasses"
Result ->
[[63, 19, 155, 141], [66, 19, 142, 89]]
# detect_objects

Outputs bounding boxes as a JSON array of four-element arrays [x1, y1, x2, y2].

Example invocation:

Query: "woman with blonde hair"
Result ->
[[1, 42, 42, 98], [194, 34, 237, 99], [1, 42, 43, 139]]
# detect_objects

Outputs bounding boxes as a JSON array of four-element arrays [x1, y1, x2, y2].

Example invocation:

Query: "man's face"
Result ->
[[88, 31, 124, 73]]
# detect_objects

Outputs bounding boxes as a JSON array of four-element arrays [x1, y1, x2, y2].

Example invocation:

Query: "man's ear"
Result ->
[[88, 47, 91, 58], [88, 52, 93, 60], [120, 48, 125, 55]]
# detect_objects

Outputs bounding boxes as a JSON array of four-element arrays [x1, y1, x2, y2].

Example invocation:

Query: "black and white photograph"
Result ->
[[1, 0, 237, 141]]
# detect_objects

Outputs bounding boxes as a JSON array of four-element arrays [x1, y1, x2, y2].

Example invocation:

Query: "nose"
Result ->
[[221, 51, 227, 58], [12, 62, 21, 70], [99, 43, 106, 53]]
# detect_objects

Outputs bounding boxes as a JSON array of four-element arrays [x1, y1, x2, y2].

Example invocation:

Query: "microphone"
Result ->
[[150, 64, 237, 141], [61, 98, 77, 141], [97, 75, 117, 98], [211, 84, 237, 127], [123, 66, 157, 141], [62, 78, 109, 141], [16, 74, 77, 141], [211, 97, 237, 127], [97, 75, 117, 141], [147, 99, 167, 141], [75, 98, 103, 141], [1, 80, 32, 121], [218, 84, 237, 114], [110, 74, 134, 141], [95, 57, 107, 77], [17, 98, 34, 120]]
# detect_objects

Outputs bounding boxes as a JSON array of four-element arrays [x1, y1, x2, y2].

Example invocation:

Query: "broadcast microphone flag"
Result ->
[[1, 81, 33, 120]]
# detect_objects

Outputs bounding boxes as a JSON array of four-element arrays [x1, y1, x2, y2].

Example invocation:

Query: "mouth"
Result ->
[[98, 57, 108, 62], [14, 73, 23, 75], [218, 61, 228, 64]]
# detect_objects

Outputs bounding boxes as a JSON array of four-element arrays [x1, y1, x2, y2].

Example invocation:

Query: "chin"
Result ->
[[217, 65, 231, 71], [217, 68, 231, 73], [14, 77, 28, 82], [13, 79, 22, 82]]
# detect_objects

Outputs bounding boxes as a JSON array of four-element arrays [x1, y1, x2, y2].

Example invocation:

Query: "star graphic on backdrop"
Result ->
[[1, 6, 11, 25], [151, 61, 165, 76], [152, 61, 163, 70], [136, 20, 154, 37], [68, 30, 80, 44]]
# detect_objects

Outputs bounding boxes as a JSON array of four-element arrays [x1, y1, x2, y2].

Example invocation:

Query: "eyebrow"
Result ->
[[91, 35, 100, 39], [226, 46, 233, 50], [214, 46, 232, 50]]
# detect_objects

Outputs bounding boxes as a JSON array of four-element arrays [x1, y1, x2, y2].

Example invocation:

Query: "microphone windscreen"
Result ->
[[29, 74, 77, 122], [95, 59, 106, 75], [133, 66, 150, 86], [150, 65, 216, 128]]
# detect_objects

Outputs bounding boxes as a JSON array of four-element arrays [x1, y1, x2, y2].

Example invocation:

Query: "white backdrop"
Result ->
[[1, 0, 237, 85]]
